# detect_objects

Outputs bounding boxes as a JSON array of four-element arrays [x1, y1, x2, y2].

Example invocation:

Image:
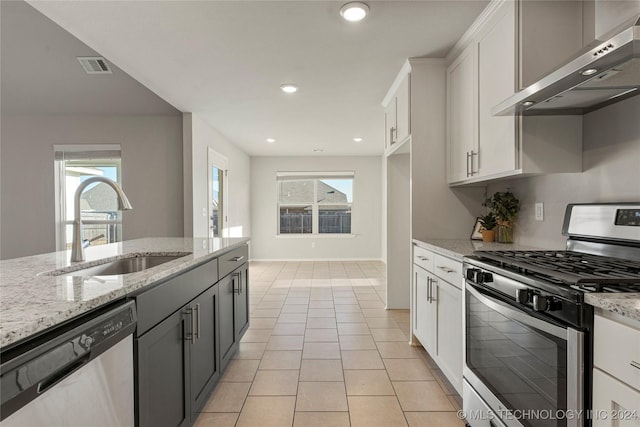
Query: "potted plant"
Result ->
[[483, 191, 520, 243], [478, 212, 497, 242]]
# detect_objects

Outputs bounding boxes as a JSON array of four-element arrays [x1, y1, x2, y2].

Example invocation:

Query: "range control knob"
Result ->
[[515, 289, 531, 304], [532, 294, 550, 312], [466, 268, 493, 284], [466, 268, 481, 282]]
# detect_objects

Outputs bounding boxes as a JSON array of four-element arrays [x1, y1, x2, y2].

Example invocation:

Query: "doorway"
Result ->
[[208, 149, 228, 238]]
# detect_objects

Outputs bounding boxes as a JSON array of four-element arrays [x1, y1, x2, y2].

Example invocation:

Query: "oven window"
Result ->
[[466, 289, 567, 427]]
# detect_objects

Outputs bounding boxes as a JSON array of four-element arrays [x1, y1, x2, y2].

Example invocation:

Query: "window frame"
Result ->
[[276, 172, 354, 236], [54, 144, 123, 251]]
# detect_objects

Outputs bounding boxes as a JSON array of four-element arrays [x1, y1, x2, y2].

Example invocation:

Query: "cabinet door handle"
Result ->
[[390, 126, 396, 145], [195, 303, 201, 340], [631, 361, 640, 370], [231, 255, 245, 262], [233, 273, 241, 294], [470, 150, 478, 175], [185, 307, 196, 344], [427, 277, 432, 303], [234, 272, 242, 293], [437, 265, 455, 274], [466, 151, 472, 177], [417, 256, 429, 261], [430, 278, 437, 303]]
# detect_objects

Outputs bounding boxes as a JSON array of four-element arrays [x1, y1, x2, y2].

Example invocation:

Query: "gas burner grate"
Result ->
[[474, 250, 640, 287]]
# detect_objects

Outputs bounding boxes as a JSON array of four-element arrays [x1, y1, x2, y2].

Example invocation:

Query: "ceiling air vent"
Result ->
[[77, 57, 112, 74]]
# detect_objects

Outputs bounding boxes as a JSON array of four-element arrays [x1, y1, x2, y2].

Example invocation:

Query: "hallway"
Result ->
[[194, 261, 463, 427]]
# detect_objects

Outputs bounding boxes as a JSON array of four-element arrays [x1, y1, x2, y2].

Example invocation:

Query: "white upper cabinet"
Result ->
[[476, 0, 516, 178], [446, 44, 477, 182], [446, 0, 583, 186], [383, 72, 410, 153]]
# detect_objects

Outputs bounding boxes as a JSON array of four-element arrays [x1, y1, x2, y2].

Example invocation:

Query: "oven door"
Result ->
[[464, 282, 584, 427]]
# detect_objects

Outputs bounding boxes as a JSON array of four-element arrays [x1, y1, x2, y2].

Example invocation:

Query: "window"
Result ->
[[277, 172, 353, 235], [54, 145, 123, 251]]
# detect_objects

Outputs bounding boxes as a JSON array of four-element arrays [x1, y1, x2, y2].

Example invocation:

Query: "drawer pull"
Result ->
[[631, 361, 640, 370], [437, 265, 455, 274], [417, 256, 429, 261], [231, 255, 245, 262]]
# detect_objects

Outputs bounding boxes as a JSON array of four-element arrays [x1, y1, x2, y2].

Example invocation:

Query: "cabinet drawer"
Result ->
[[135, 258, 218, 336], [218, 244, 249, 279], [413, 246, 434, 271], [594, 315, 640, 391], [432, 253, 462, 289]]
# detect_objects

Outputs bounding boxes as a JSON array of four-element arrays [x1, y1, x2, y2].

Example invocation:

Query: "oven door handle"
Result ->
[[466, 283, 568, 340]]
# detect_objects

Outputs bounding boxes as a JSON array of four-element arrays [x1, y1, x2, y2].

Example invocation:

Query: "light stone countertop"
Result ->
[[412, 238, 553, 261], [585, 293, 640, 322], [413, 238, 640, 322], [0, 237, 249, 349]]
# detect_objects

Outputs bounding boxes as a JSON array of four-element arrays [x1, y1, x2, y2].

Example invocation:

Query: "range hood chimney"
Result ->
[[493, 15, 640, 116]]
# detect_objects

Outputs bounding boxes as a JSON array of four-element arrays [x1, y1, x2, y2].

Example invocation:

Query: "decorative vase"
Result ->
[[481, 229, 495, 242], [496, 221, 514, 243]]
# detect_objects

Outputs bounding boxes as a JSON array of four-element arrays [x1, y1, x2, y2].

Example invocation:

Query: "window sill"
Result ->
[[275, 234, 357, 239]]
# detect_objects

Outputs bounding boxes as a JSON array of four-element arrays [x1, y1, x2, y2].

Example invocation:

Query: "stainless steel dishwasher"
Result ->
[[0, 300, 136, 426]]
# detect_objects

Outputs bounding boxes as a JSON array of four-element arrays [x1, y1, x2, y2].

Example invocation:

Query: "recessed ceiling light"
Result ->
[[340, 2, 369, 22], [580, 68, 598, 76], [280, 84, 298, 93], [313, 148, 324, 153], [266, 138, 276, 143], [522, 101, 534, 107], [353, 137, 363, 142]]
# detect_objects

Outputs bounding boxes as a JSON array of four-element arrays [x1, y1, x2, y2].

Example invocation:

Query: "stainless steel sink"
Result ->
[[47, 253, 192, 277]]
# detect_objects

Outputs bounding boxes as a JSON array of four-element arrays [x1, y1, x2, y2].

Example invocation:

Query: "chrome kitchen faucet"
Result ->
[[70, 176, 132, 262]]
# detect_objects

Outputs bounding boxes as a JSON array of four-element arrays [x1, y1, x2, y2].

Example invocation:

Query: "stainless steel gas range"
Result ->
[[462, 203, 640, 427]]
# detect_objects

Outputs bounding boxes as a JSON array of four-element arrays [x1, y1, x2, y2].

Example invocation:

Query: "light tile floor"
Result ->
[[195, 261, 464, 427]]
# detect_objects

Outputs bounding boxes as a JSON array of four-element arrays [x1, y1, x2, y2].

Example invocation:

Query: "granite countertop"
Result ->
[[0, 237, 249, 349], [413, 238, 640, 322], [412, 238, 554, 261], [584, 293, 640, 322]]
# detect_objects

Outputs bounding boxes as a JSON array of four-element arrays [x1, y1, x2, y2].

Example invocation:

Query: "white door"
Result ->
[[208, 149, 228, 238]]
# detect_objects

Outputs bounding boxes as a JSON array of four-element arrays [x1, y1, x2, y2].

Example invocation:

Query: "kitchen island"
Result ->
[[0, 237, 248, 349]]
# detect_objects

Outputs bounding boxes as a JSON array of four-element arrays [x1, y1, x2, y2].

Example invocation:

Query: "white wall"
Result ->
[[250, 156, 382, 260], [488, 96, 640, 248], [1, 114, 184, 259], [182, 113, 251, 239]]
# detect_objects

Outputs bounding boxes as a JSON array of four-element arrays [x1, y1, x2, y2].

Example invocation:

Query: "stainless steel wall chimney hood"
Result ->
[[493, 16, 640, 116]]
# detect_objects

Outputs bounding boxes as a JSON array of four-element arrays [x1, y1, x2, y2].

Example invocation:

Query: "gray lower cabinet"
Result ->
[[219, 263, 249, 371], [136, 308, 189, 427], [189, 285, 219, 417], [136, 284, 219, 427], [134, 245, 249, 427]]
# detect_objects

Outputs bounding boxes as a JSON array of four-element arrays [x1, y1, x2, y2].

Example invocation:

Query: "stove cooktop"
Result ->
[[472, 250, 640, 293]]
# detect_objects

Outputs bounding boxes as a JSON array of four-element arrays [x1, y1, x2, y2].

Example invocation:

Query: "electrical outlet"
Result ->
[[535, 203, 544, 221], [311, 242, 316, 249], [202, 207, 207, 217]]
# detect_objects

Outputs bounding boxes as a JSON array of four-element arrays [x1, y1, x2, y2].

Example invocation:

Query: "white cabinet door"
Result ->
[[435, 278, 462, 393], [413, 266, 437, 356], [395, 74, 410, 144], [592, 368, 640, 427], [476, 0, 517, 178], [446, 43, 477, 183]]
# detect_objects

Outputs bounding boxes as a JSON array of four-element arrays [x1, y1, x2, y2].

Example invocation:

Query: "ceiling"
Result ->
[[0, 1, 180, 117], [8, 0, 488, 156]]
